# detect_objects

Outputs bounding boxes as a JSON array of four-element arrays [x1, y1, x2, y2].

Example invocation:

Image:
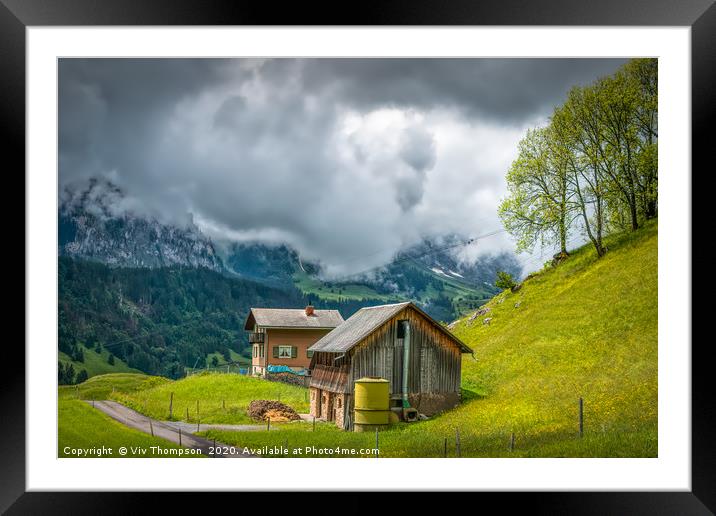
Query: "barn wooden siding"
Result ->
[[310, 364, 351, 393], [309, 305, 464, 428], [348, 306, 462, 395]]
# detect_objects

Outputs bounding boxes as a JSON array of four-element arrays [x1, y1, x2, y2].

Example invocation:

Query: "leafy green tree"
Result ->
[[495, 271, 517, 291], [107, 353, 115, 365], [499, 126, 575, 255], [211, 356, 219, 367], [501, 58, 657, 260], [76, 369, 89, 384], [622, 58, 658, 220]]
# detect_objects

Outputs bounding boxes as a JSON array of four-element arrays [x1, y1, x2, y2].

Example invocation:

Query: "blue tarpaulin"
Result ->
[[266, 365, 307, 376]]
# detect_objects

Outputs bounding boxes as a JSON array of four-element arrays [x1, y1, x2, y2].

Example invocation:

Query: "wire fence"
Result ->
[[184, 361, 250, 377]]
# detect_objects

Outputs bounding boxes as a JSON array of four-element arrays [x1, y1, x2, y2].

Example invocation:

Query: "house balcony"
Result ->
[[248, 332, 265, 344]]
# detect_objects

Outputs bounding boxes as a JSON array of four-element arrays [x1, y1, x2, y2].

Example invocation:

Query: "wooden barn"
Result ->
[[307, 301, 473, 430]]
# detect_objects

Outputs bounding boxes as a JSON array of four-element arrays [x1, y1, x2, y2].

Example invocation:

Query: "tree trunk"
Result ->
[[629, 195, 639, 231]]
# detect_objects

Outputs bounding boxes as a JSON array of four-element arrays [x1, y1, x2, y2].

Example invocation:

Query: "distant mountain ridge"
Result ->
[[59, 180, 223, 272], [58, 180, 521, 322]]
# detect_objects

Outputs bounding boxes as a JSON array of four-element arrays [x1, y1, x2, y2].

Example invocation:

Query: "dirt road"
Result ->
[[88, 400, 253, 458]]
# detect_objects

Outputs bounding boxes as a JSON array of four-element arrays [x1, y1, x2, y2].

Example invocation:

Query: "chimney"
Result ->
[[305, 305, 315, 316]]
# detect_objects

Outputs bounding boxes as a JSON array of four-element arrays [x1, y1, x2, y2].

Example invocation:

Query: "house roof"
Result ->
[[308, 301, 473, 354], [244, 307, 344, 331]]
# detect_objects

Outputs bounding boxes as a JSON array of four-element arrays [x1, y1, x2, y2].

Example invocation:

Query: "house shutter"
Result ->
[[272, 346, 279, 358], [291, 346, 298, 358]]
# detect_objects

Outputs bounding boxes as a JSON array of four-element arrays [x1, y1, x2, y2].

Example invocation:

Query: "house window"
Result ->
[[253, 345, 257, 358], [277, 345, 296, 359], [337, 397, 342, 409], [259, 344, 264, 358], [307, 349, 314, 358]]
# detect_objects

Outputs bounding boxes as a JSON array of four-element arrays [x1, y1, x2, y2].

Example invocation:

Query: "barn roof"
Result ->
[[244, 308, 344, 330], [308, 301, 473, 354]]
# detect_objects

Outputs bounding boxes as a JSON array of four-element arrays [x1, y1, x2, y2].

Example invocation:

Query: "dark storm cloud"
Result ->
[[58, 57, 626, 273], [296, 58, 627, 124]]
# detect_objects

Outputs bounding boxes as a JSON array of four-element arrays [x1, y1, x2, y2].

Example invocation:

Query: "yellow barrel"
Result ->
[[354, 377, 390, 411], [354, 408, 390, 425], [353, 377, 390, 432]]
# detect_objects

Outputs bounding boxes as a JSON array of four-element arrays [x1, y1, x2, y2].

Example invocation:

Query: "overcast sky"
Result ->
[[59, 58, 626, 275]]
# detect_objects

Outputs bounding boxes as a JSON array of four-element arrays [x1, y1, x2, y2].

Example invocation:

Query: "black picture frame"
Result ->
[[6, 1, 711, 513]]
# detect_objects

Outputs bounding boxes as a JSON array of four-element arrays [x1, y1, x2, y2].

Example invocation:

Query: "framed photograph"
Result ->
[[8, 0, 711, 512]]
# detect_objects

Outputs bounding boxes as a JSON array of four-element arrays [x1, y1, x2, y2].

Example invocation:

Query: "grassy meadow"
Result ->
[[59, 372, 170, 401], [58, 399, 192, 457], [109, 372, 310, 424]]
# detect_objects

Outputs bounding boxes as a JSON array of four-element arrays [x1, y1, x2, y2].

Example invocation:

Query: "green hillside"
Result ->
[[417, 219, 658, 455], [59, 373, 170, 401], [59, 345, 142, 379]]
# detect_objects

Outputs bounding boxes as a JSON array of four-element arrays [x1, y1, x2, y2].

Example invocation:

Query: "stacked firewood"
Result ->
[[247, 400, 301, 422]]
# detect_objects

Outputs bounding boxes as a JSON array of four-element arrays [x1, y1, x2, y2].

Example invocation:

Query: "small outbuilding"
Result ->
[[307, 301, 473, 430]]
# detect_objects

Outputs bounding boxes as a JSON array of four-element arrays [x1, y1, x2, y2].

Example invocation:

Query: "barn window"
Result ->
[[337, 397, 342, 409]]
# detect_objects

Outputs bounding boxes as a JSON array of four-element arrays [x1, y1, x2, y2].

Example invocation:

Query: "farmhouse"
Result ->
[[307, 301, 473, 430], [244, 305, 344, 376]]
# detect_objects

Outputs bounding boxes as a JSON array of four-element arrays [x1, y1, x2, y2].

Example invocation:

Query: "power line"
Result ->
[[335, 229, 506, 282]]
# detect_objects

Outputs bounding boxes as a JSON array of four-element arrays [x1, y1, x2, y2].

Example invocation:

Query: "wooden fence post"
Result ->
[[169, 392, 174, 419], [186, 407, 189, 421], [178, 427, 182, 446], [149, 420, 154, 437], [444, 437, 447, 458], [196, 399, 199, 417], [455, 428, 461, 458], [222, 399, 226, 410], [312, 416, 316, 432], [579, 397, 584, 438], [510, 432, 515, 452], [267, 417, 271, 432], [197, 420, 200, 433]]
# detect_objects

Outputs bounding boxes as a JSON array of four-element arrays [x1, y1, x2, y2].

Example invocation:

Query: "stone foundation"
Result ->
[[309, 387, 320, 418], [408, 392, 460, 416], [334, 393, 346, 429]]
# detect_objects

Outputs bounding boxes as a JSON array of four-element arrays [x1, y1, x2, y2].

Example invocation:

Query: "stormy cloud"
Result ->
[[59, 58, 625, 275]]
